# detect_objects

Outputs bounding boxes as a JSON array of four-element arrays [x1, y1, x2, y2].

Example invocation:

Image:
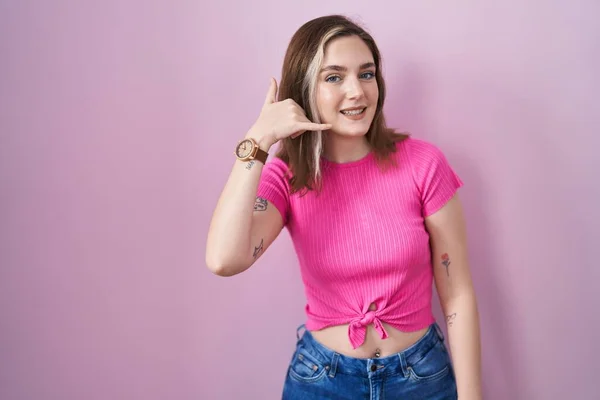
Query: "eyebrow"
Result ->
[[320, 62, 376, 73]]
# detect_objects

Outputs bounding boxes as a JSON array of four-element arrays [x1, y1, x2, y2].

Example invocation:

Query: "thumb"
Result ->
[[264, 77, 278, 106]]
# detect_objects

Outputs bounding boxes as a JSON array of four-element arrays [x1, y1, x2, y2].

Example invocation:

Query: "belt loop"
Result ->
[[434, 322, 445, 342], [328, 353, 339, 378], [296, 324, 306, 342], [398, 352, 410, 378]]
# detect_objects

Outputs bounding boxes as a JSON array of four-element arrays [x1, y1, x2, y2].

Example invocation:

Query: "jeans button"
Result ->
[[370, 365, 377, 372]]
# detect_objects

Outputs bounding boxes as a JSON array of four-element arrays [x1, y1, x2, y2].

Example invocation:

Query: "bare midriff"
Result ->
[[310, 303, 430, 359]]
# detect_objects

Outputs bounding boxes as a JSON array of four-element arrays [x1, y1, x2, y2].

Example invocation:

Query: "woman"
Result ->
[[206, 15, 482, 400]]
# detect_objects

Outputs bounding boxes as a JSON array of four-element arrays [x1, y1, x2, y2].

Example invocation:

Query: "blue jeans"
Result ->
[[282, 323, 457, 400]]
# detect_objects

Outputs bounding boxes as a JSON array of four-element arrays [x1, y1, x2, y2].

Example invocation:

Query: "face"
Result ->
[[316, 35, 379, 138]]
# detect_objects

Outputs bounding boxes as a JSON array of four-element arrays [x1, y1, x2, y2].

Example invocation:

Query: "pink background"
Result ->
[[1, 1, 598, 399]]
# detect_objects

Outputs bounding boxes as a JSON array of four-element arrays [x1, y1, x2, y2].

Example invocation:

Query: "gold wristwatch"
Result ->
[[235, 137, 269, 164]]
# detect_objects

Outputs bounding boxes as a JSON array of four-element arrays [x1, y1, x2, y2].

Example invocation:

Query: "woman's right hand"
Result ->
[[248, 78, 332, 147]]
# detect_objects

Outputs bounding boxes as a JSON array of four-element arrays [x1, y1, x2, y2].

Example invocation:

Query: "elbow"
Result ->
[[207, 264, 239, 277], [205, 253, 248, 277]]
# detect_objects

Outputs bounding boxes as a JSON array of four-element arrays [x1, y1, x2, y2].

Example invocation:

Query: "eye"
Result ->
[[361, 71, 375, 79], [325, 75, 341, 83]]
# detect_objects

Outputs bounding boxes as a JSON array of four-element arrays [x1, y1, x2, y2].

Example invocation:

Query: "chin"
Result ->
[[329, 120, 374, 137], [329, 128, 369, 137]]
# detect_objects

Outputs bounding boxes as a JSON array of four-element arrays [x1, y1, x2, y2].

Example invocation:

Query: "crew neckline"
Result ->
[[320, 149, 375, 169]]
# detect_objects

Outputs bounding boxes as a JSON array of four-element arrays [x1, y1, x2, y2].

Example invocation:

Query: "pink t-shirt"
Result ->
[[257, 137, 463, 349]]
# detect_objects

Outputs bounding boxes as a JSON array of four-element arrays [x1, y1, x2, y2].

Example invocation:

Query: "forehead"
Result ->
[[322, 35, 374, 66]]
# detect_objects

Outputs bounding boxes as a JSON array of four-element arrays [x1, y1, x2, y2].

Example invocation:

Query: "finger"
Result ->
[[291, 130, 306, 139], [264, 77, 278, 106], [297, 122, 332, 132]]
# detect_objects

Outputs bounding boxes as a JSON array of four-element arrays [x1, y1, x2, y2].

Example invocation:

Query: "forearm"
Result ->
[[443, 292, 482, 400], [206, 133, 273, 274]]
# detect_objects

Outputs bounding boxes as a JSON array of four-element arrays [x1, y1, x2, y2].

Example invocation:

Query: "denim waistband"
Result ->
[[295, 322, 445, 378]]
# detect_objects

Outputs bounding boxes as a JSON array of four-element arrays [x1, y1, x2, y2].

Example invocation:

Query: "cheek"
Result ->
[[317, 87, 338, 113], [368, 84, 379, 101]]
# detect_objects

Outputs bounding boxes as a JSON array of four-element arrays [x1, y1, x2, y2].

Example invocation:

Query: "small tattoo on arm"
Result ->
[[254, 197, 268, 212], [441, 253, 451, 277], [446, 313, 457, 327], [253, 238, 264, 259], [246, 161, 256, 170]]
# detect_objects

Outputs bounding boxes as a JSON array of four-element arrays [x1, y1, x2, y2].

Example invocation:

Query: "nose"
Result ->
[[344, 77, 365, 99]]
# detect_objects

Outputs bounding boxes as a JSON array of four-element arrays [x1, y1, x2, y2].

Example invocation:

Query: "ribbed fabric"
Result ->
[[257, 137, 463, 349]]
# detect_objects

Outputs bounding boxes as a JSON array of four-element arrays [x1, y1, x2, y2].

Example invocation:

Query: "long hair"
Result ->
[[276, 15, 409, 194]]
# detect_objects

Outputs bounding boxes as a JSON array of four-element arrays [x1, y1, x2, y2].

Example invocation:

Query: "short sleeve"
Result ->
[[405, 138, 464, 217], [256, 157, 291, 225]]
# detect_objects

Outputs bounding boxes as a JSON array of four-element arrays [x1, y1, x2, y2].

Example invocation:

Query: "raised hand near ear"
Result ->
[[247, 78, 331, 148]]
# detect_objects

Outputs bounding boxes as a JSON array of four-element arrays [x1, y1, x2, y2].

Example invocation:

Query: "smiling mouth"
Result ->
[[340, 108, 366, 116]]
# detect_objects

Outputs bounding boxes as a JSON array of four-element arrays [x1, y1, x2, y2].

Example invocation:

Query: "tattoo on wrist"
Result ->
[[441, 253, 451, 277], [246, 161, 256, 170], [253, 238, 264, 259], [254, 197, 268, 212], [446, 313, 457, 327]]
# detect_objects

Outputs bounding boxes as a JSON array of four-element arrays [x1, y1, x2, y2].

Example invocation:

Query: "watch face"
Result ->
[[236, 139, 253, 159]]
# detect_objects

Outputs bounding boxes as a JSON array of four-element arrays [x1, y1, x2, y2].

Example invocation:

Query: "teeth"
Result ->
[[341, 108, 365, 116]]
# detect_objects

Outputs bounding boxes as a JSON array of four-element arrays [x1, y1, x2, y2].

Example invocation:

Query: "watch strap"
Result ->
[[254, 147, 268, 164]]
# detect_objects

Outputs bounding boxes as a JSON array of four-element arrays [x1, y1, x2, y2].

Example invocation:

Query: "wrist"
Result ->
[[245, 129, 274, 152]]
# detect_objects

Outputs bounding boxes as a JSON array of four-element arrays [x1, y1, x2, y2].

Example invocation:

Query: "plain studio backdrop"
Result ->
[[1, 1, 598, 399]]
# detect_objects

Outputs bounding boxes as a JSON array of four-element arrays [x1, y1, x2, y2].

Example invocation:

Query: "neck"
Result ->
[[322, 132, 371, 164]]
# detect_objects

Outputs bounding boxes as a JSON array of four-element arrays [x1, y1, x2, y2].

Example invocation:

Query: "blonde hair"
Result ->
[[301, 26, 345, 181]]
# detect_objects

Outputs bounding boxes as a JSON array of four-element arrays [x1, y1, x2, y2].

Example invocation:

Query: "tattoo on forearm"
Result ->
[[246, 161, 256, 170], [254, 197, 268, 212], [446, 313, 457, 327], [253, 238, 264, 259], [441, 253, 451, 277]]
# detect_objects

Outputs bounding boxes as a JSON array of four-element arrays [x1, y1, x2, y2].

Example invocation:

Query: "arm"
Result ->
[[425, 194, 482, 400], [205, 78, 331, 277], [205, 133, 284, 277]]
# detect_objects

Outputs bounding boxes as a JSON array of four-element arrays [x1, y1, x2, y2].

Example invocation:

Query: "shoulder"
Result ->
[[263, 156, 291, 177], [395, 136, 446, 159], [394, 137, 453, 172], [259, 156, 293, 194], [394, 136, 461, 187]]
